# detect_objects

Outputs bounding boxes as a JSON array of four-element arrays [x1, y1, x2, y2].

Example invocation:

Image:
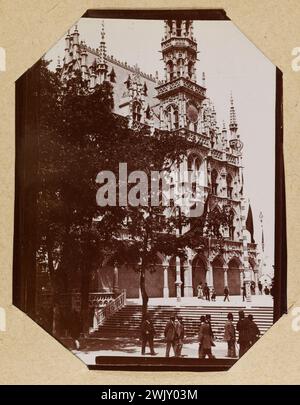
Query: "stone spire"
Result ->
[[97, 20, 108, 83], [229, 93, 238, 137]]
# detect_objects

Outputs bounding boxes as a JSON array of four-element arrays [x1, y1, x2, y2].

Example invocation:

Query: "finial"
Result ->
[[259, 211, 263, 223], [101, 20, 105, 41], [229, 92, 238, 134]]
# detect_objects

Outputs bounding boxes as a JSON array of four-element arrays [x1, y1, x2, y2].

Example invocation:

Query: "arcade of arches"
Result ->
[[96, 253, 259, 299]]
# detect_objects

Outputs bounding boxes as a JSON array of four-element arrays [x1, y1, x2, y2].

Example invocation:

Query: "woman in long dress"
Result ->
[[197, 283, 203, 299]]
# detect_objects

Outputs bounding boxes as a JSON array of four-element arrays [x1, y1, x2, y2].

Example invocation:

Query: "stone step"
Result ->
[[92, 304, 273, 340]]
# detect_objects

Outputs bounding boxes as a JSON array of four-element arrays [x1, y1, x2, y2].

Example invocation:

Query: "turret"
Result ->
[[64, 30, 72, 65], [72, 25, 80, 59], [161, 20, 197, 82]]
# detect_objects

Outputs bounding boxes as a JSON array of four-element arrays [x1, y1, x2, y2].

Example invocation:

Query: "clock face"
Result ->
[[187, 104, 199, 123]]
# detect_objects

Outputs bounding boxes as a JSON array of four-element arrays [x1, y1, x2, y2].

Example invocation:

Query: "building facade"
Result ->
[[57, 19, 259, 300]]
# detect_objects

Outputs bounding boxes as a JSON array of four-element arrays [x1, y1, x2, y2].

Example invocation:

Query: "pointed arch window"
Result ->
[[176, 20, 182, 36], [211, 169, 218, 195], [132, 101, 142, 122], [226, 173, 233, 199], [167, 61, 175, 81], [174, 109, 179, 129], [188, 61, 194, 80]]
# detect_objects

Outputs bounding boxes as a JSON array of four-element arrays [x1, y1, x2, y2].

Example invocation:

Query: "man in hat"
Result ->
[[164, 315, 177, 357], [236, 310, 251, 357], [141, 314, 156, 356]]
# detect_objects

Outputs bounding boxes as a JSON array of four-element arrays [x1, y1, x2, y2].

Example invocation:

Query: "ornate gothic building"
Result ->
[[57, 20, 260, 300]]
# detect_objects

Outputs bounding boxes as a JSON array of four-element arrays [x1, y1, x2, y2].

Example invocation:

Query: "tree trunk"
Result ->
[[81, 261, 90, 335], [140, 268, 148, 318], [46, 236, 55, 287]]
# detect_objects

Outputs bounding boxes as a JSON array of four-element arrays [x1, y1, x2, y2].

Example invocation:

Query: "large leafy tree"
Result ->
[[36, 60, 195, 324]]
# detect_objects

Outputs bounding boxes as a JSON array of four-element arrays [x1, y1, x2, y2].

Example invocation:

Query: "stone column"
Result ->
[[240, 270, 244, 291], [163, 265, 169, 298], [113, 264, 119, 295], [183, 261, 193, 297], [240, 197, 252, 302], [224, 266, 228, 287], [254, 270, 259, 295], [206, 261, 213, 288], [175, 256, 182, 304]]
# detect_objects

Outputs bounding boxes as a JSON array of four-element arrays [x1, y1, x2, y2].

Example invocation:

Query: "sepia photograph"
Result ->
[[13, 10, 286, 371]]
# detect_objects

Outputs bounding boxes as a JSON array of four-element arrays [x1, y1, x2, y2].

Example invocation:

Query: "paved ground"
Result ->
[[128, 295, 273, 308], [67, 337, 239, 365]]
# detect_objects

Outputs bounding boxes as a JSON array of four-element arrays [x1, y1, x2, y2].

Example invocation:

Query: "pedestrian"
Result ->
[[247, 314, 260, 346], [264, 286, 270, 295], [164, 316, 177, 357], [224, 312, 237, 358], [223, 286, 230, 302], [141, 314, 157, 356], [236, 310, 251, 358], [258, 281, 263, 295], [211, 288, 216, 302], [241, 284, 247, 301], [198, 316, 215, 359], [250, 281, 255, 295], [197, 283, 204, 299], [69, 308, 82, 350], [204, 283, 210, 301], [175, 316, 185, 357]]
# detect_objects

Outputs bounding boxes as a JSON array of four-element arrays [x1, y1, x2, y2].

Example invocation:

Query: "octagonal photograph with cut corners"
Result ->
[[13, 10, 286, 371]]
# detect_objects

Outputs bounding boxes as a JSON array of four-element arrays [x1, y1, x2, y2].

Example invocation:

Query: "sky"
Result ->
[[45, 18, 276, 275]]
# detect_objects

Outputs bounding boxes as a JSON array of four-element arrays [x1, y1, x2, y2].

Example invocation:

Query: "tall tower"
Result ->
[[156, 20, 206, 133]]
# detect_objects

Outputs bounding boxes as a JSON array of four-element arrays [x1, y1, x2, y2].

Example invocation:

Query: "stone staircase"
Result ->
[[92, 304, 274, 341]]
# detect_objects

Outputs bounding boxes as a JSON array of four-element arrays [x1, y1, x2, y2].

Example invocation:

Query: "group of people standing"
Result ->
[[197, 282, 232, 302], [197, 281, 270, 303], [140, 310, 260, 359], [140, 314, 185, 357]]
